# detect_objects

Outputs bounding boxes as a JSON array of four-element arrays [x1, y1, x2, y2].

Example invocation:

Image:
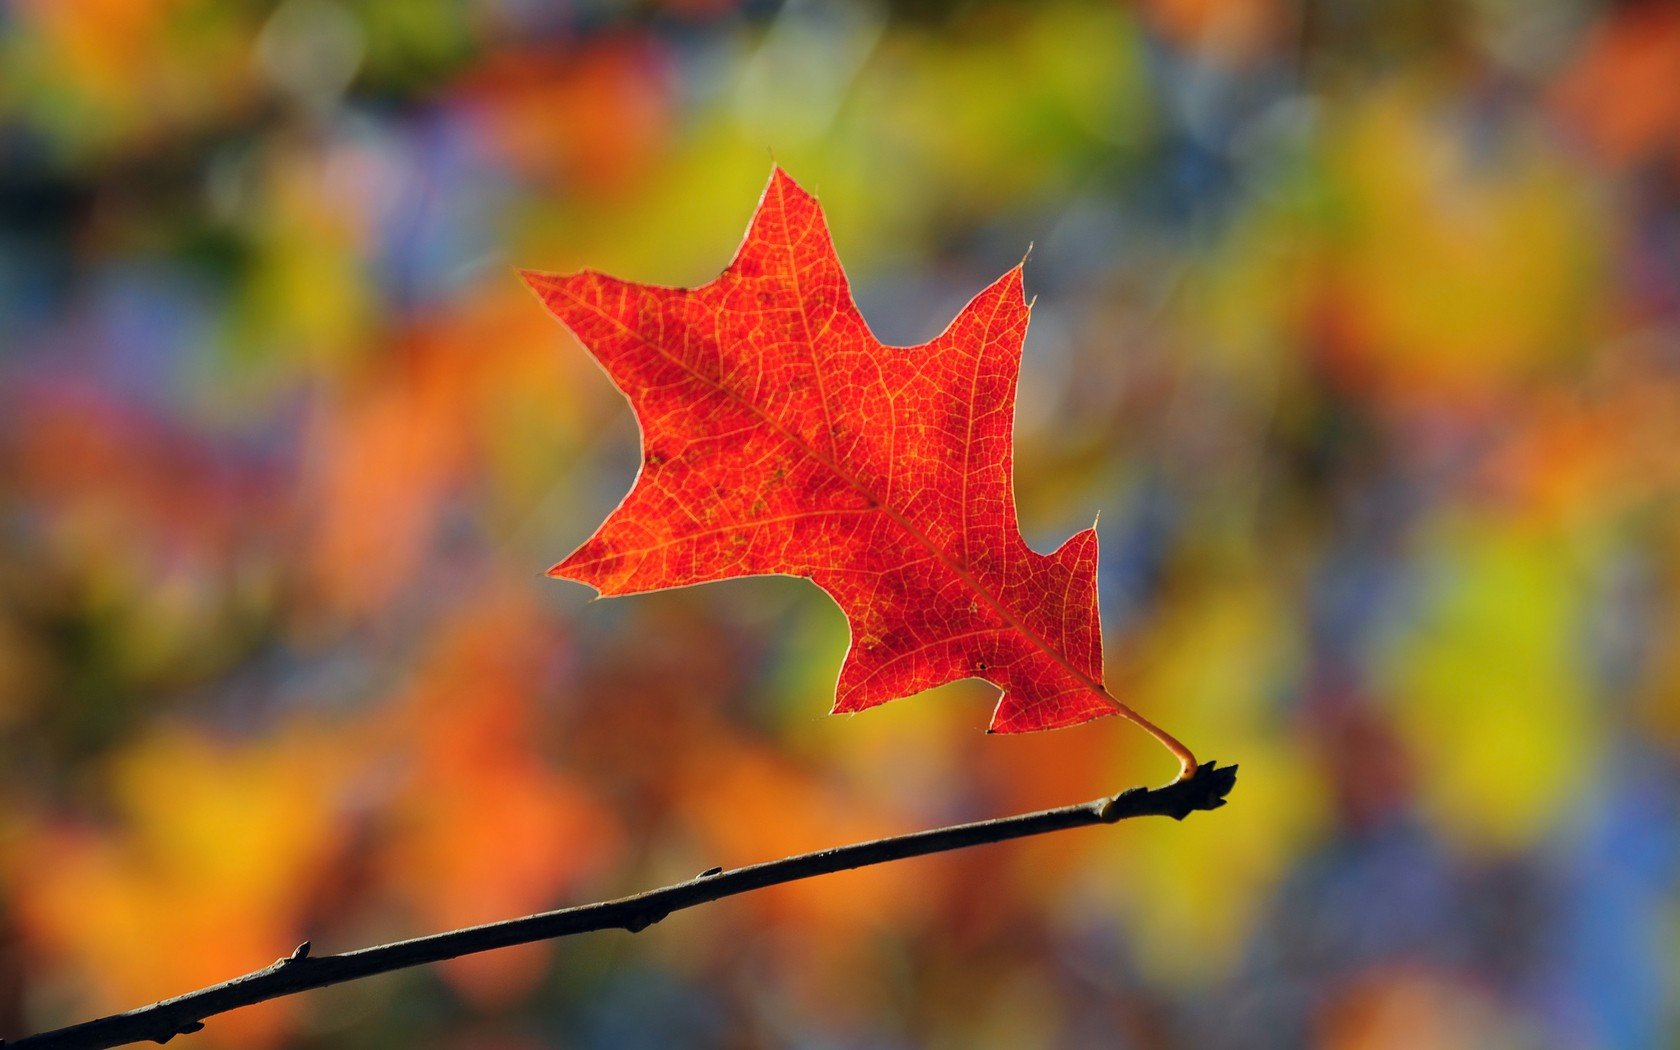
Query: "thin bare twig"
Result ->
[[5, 762, 1237, 1050]]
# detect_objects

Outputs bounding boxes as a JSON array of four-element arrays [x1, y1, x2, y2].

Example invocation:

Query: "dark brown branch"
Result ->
[[5, 762, 1237, 1050]]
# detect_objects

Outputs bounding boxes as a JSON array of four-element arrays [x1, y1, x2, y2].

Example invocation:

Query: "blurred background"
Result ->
[[2, 0, 1678, 1047]]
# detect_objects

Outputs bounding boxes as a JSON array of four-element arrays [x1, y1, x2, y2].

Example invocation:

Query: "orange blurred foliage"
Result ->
[[1140, 0, 1287, 66], [9, 727, 352, 1048], [457, 40, 675, 196], [367, 587, 621, 1005], [1554, 2, 1680, 176]]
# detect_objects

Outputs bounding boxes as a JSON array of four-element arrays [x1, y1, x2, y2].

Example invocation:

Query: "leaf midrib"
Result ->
[[550, 277, 1117, 711]]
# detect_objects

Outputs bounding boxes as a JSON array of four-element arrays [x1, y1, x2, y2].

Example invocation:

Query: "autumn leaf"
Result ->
[[523, 168, 1196, 777]]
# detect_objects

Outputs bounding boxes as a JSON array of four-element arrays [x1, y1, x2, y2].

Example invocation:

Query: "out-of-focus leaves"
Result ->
[[0, 0, 259, 160], [1306, 87, 1607, 409], [8, 726, 352, 1048], [1315, 967, 1544, 1050], [1100, 575, 1325, 983], [367, 589, 620, 1004], [3, 0, 1679, 1045], [1554, 3, 1680, 178], [1382, 512, 1602, 853], [457, 39, 675, 197], [1142, 0, 1289, 67]]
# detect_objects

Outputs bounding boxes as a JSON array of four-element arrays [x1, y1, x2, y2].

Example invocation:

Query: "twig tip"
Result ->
[[1165, 760, 1238, 820]]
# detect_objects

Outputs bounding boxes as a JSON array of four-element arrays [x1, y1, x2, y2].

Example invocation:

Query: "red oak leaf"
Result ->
[[524, 169, 1195, 776]]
